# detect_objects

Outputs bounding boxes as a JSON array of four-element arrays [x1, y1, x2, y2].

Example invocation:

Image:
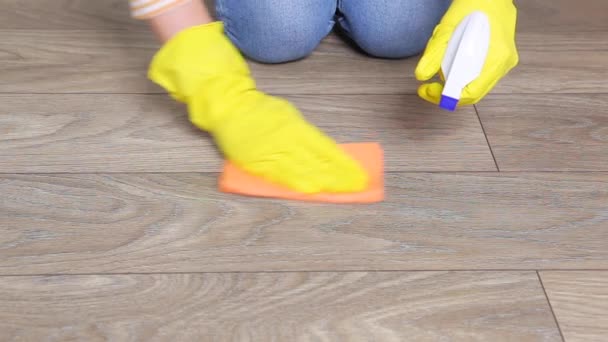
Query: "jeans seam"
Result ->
[[335, 0, 351, 35], [323, 0, 338, 38]]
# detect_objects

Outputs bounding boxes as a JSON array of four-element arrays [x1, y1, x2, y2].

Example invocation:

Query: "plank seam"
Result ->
[[537, 271, 567, 342], [474, 104, 500, 172]]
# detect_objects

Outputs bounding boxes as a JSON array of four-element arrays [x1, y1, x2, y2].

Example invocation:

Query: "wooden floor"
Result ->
[[1, 0, 607, 341]]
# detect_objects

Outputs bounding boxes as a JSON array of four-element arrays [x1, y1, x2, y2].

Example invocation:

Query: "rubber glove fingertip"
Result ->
[[417, 83, 443, 105], [415, 59, 436, 82]]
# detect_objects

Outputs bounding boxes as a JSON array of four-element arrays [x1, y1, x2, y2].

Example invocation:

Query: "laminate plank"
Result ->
[[0, 30, 421, 95], [1, 29, 606, 95], [0, 30, 159, 94], [494, 31, 608, 95], [0, 272, 562, 341], [540, 271, 608, 342], [0, 94, 495, 172], [0, 0, 141, 30], [1, 173, 607, 274], [477, 94, 608, 171], [3, 0, 606, 32], [517, 0, 608, 32]]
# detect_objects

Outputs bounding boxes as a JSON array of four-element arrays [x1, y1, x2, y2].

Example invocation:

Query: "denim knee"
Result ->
[[216, 0, 337, 64], [338, 0, 451, 59]]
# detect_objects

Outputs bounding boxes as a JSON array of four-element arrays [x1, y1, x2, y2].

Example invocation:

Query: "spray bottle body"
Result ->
[[439, 11, 491, 111]]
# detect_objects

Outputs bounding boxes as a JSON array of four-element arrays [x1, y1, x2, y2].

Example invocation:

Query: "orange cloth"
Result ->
[[219, 143, 384, 203]]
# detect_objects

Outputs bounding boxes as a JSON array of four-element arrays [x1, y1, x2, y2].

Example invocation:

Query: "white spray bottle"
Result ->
[[439, 11, 490, 111]]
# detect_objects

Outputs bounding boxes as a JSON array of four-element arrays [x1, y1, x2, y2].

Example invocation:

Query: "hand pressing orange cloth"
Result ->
[[219, 143, 384, 203]]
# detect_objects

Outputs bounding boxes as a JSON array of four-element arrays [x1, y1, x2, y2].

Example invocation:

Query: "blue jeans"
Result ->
[[215, 0, 451, 63]]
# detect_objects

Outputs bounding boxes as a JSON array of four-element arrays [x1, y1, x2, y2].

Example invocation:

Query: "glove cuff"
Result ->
[[148, 21, 255, 103]]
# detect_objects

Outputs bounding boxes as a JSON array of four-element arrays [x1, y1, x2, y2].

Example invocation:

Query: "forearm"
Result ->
[[145, 0, 213, 42]]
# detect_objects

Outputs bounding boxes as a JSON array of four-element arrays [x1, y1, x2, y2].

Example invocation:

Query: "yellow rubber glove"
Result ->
[[416, 0, 519, 105], [148, 22, 368, 194]]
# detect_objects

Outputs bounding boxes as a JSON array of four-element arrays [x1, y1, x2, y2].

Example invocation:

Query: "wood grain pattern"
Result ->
[[477, 94, 608, 171], [0, 1, 604, 338], [0, 94, 495, 172], [516, 0, 608, 32], [1, 173, 607, 274], [1, 29, 606, 95], [540, 271, 608, 342], [0, 30, 160, 93], [0, 30, 421, 95], [0, 0, 141, 30], [493, 31, 608, 95], [3, 0, 606, 32], [1, 2, 606, 95], [0, 272, 561, 341]]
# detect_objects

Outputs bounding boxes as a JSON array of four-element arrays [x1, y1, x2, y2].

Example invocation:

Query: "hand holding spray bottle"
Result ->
[[439, 11, 491, 111]]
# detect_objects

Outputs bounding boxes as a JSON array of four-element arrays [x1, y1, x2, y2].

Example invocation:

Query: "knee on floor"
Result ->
[[354, 29, 431, 59], [221, 9, 333, 64], [341, 0, 450, 59]]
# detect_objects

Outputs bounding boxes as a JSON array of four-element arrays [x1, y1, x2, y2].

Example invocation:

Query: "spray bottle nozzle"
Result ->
[[439, 96, 459, 111]]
